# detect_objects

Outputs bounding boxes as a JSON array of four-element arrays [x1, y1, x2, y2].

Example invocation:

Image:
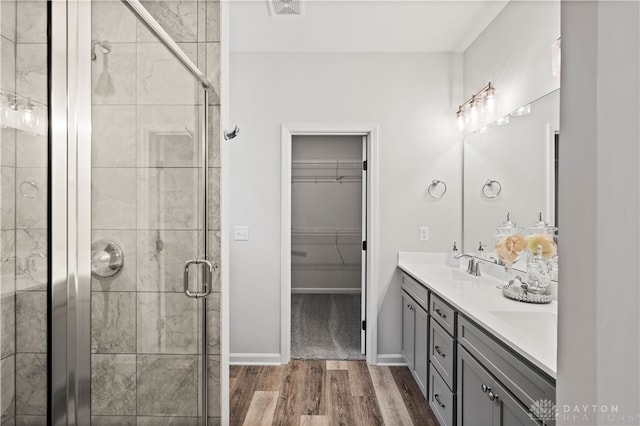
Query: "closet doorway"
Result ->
[[281, 125, 379, 364]]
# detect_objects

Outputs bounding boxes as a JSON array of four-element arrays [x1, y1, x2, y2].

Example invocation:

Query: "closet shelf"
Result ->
[[292, 160, 363, 184], [292, 263, 361, 271], [292, 160, 362, 169], [292, 227, 360, 236]]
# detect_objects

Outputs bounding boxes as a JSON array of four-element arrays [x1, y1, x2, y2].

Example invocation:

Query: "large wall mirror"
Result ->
[[463, 89, 559, 271]]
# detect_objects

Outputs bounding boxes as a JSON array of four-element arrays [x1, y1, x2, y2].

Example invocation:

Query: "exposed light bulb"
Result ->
[[456, 109, 465, 131], [511, 104, 531, 116], [485, 86, 496, 112], [495, 115, 510, 126], [21, 99, 34, 127], [469, 97, 479, 123]]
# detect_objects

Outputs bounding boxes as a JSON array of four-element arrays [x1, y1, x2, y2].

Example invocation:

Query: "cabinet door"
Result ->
[[402, 291, 415, 369], [493, 380, 540, 426], [414, 304, 429, 397], [458, 347, 495, 426]]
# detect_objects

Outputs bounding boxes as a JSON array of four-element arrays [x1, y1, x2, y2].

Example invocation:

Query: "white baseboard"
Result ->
[[291, 288, 361, 294], [376, 353, 407, 366], [229, 353, 283, 365]]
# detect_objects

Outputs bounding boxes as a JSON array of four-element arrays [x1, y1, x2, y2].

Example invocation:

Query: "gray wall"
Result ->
[[89, 1, 222, 424], [558, 1, 640, 423], [229, 52, 463, 361]]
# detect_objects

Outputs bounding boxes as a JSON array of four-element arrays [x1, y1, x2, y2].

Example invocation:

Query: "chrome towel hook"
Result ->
[[426, 179, 447, 199], [224, 125, 240, 140], [482, 179, 502, 199]]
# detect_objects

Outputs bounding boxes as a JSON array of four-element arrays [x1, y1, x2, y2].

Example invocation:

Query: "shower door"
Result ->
[[51, 1, 219, 424]]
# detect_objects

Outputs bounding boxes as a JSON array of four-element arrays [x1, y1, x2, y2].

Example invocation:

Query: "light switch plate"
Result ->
[[419, 227, 430, 242], [234, 226, 249, 241]]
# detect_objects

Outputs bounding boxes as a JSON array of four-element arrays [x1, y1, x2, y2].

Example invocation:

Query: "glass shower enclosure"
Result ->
[[2, 0, 221, 424]]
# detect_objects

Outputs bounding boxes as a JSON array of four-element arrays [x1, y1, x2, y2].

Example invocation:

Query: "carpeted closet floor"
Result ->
[[291, 293, 365, 360]]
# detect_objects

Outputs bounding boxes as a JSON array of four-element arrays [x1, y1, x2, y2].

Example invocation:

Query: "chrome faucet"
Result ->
[[454, 253, 481, 276]]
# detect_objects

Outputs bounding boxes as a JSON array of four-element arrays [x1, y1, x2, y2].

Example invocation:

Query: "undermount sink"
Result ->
[[488, 310, 557, 347], [450, 269, 475, 281]]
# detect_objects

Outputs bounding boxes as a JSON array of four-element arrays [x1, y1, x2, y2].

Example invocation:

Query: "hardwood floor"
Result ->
[[230, 360, 440, 426]]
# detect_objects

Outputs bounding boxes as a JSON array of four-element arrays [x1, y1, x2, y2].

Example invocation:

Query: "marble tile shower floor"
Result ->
[[291, 294, 364, 360]]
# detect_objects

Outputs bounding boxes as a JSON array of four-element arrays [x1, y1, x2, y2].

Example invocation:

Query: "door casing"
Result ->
[[280, 123, 380, 365]]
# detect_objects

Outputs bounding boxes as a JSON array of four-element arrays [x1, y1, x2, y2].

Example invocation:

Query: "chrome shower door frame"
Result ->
[[50, 0, 214, 424]]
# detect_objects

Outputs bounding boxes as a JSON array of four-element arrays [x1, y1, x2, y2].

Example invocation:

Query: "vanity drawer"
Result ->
[[458, 316, 555, 411], [429, 367, 455, 426], [401, 271, 429, 311], [430, 318, 456, 390], [430, 293, 456, 336]]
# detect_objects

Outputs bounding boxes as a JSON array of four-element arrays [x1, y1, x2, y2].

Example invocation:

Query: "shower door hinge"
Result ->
[[362, 241, 367, 251], [363, 160, 367, 171], [362, 320, 366, 331]]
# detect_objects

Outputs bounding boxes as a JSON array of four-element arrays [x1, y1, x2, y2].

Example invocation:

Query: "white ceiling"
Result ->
[[229, 1, 510, 53]]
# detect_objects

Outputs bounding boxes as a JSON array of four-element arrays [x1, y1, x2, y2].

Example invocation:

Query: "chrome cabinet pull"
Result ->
[[435, 308, 446, 318], [488, 391, 498, 401], [183, 259, 218, 298], [434, 394, 445, 408], [481, 384, 490, 393], [434, 345, 445, 357]]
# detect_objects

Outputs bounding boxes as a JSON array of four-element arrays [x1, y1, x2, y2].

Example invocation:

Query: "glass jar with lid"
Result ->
[[494, 213, 526, 269]]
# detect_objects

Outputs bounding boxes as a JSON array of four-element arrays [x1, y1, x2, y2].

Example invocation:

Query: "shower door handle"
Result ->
[[183, 259, 217, 298]]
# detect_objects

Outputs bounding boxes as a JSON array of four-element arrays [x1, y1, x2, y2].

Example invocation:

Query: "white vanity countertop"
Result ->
[[398, 252, 557, 379]]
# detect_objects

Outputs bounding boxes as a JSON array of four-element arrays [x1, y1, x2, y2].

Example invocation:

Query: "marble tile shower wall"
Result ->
[[2, 0, 49, 425], [90, 1, 221, 425]]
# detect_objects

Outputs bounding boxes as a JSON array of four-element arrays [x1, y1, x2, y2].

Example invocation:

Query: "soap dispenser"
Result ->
[[448, 242, 460, 267]]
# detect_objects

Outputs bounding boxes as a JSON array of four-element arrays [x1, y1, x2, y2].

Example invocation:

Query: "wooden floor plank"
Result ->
[[257, 365, 285, 391], [230, 366, 262, 426], [230, 365, 242, 378], [367, 365, 414, 426], [298, 360, 326, 416], [272, 361, 304, 426], [243, 391, 279, 426], [390, 366, 440, 426], [326, 360, 348, 370], [231, 361, 440, 426], [229, 377, 238, 394], [326, 370, 356, 426], [347, 361, 376, 397], [299, 415, 330, 426], [353, 396, 384, 426]]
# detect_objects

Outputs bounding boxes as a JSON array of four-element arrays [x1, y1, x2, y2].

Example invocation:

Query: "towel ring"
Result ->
[[482, 179, 502, 199], [426, 180, 447, 199], [20, 180, 39, 199]]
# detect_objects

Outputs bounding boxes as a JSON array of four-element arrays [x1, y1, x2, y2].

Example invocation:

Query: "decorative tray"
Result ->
[[501, 277, 552, 304]]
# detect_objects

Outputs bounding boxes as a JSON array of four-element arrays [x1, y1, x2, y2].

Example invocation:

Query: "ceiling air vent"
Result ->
[[268, 0, 303, 16]]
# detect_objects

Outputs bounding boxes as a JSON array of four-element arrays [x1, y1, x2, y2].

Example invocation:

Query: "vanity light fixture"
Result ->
[[455, 82, 496, 132], [0, 89, 47, 135]]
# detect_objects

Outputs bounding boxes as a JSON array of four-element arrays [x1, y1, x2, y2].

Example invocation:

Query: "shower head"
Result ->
[[92, 40, 115, 96], [91, 40, 112, 61], [94, 69, 115, 97]]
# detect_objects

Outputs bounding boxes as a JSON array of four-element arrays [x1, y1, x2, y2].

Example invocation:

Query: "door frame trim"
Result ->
[[280, 123, 380, 365]]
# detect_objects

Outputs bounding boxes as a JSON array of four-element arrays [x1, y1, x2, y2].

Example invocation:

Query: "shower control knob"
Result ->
[[91, 239, 124, 278]]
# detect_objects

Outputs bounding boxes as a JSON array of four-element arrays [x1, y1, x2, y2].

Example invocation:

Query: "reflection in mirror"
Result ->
[[463, 89, 559, 271]]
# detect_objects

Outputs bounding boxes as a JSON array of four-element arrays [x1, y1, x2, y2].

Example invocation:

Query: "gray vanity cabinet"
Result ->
[[401, 289, 429, 397], [401, 272, 431, 398], [414, 303, 429, 396], [458, 347, 540, 426], [402, 290, 416, 369]]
